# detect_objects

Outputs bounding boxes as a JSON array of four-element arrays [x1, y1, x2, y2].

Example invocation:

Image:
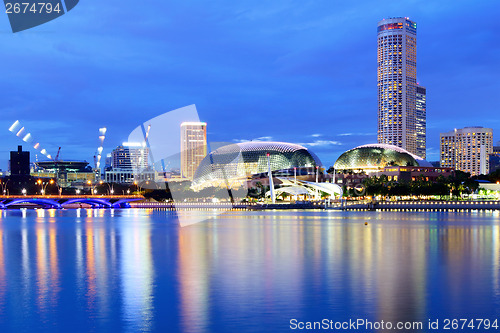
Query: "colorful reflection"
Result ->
[[0, 209, 496, 332]]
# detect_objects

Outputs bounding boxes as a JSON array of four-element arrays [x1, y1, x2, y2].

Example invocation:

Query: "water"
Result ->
[[0, 208, 499, 332]]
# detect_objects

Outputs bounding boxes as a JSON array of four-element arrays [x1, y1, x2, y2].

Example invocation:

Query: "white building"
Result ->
[[440, 127, 493, 176], [377, 17, 424, 158], [180, 122, 207, 179]]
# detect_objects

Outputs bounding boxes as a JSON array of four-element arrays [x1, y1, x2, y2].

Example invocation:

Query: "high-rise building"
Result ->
[[10, 145, 30, 177], [111, 143, 149, 171], [489, 143, 500, 173], [377, 17, 423, 158], [415, 85, 426, 159], [440, 127, 493, 176], [181, 122, 207, 179]]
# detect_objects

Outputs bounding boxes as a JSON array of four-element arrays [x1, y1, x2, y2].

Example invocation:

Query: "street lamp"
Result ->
[[0, 179, 8, 196], [22, 188, 27, 196], [37, 179, 54, 195], [103, 182, 114, 195]]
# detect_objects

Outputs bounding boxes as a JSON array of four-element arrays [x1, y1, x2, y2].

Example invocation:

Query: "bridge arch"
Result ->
[[61, 198, 113, 208], [4, 198, 61, 209]]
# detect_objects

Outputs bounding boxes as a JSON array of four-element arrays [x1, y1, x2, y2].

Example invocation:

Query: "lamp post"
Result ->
[[37, 179, 54, 195], [22, 188, 27, 196], [0, 179, 9, 196], [87, 180, 97, 195], [102, 182, 114, 195]]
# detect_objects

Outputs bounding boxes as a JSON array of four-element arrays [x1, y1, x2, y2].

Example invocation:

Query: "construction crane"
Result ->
[[55, 147, 61, 161]]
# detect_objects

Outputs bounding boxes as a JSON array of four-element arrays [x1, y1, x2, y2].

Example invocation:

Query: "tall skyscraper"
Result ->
[[415, 85, 426, 159], [440, 127, 493, 176], [377, 18, 424, 158], [181, 122, 207, 179]]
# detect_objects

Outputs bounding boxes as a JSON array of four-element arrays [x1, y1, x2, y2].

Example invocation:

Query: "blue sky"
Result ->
[[1, 0, 499, 169]]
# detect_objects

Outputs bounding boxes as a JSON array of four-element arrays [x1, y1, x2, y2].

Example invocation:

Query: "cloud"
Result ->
[[311, 133, 322, 137], [299, 140, 342, 147], [338, 132, 375, 137], [233, 136, 274, 143]]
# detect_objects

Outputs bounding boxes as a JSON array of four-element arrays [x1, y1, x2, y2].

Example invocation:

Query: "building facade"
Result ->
[[10, 145, 30, 177], [490, 143, 500, 173], [111, 144, 149, 172], [377, 18, 423, 158], [415, 85, 426, 159], [440, 127, 493, 176], [333, 143, 432, 173], [180, 122, 207, 180], [192, 141, 321, 191]]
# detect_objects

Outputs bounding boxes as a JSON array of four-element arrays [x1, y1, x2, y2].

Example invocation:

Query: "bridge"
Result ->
[[0, 195, 145, 209]]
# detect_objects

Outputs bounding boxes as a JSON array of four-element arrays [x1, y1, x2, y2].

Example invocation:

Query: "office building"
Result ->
[[490, 143, 500, 173], [377, 17, 424, 158], [415, 85, 426, 159], [111, 143, 149, 172], [10, 145, 30, 177], [8, 145, 36, 194], [440, 127, 493, 176], [180, 122, 207, 179]]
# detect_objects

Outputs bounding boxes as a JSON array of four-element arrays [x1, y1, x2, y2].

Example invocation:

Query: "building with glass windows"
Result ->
[[415, 85, 426, 159], [191, 141, 321, 190], [111, 143, 149, 172], [377, 17, 425, 158], [490, 143, 500, 173], [440, 127, 493, 176], [180, 122, 207, 180]]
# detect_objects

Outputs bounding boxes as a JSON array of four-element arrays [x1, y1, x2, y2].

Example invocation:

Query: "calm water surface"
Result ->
[[0, 208, 499, 332]]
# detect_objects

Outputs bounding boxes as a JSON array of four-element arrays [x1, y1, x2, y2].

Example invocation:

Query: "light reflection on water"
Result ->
[[0, 209, 497, 332]]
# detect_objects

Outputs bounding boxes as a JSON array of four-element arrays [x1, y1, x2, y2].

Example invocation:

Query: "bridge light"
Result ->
[[50, 179, 54, 184], [37, 179, 42, 185]]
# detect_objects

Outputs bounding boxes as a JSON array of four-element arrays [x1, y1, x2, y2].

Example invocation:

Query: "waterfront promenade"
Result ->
[[131, 200, 500, 211]]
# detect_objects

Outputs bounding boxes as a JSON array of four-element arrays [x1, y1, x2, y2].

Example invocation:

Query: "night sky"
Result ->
[[1, 0, 499, 169]]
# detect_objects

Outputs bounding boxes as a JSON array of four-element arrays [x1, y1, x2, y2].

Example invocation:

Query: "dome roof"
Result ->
[[334, 143, 432, 171], [192, 141, 321, 189]]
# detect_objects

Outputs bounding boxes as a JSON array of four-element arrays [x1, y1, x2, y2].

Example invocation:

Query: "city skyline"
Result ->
[[1, 1, 499, 169]]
